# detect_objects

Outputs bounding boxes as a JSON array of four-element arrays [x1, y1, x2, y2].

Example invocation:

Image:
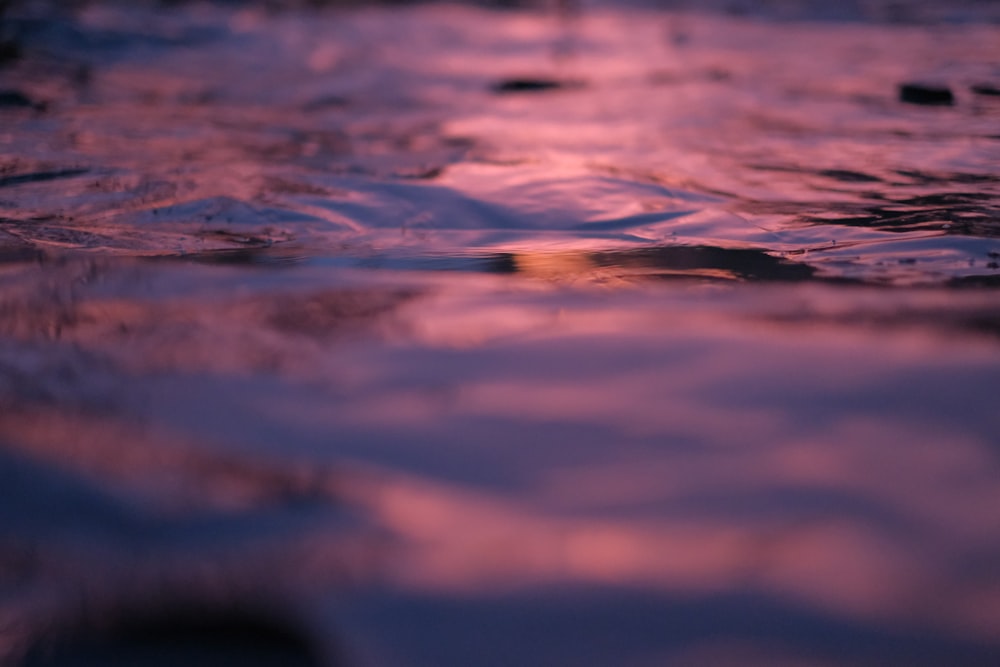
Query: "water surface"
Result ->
[[1, 1, 999, 665]]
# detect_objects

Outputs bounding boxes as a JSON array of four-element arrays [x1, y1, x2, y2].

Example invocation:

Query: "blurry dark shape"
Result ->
[[970, 83, 1000, 97], [899, 82, 954, 106], [817, 169, 881, 183], [0, 89, 44, 110], [0, 168, 88, 188], [0, 39, 19, 66], [21, 602, 327, 667], [491, 78, 575, 94]]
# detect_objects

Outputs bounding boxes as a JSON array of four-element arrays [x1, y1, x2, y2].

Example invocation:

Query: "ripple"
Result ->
[[2, 2, 1000, 665]]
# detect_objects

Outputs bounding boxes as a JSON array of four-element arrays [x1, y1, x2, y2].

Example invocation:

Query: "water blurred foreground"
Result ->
[[1, 1, 999, 664]]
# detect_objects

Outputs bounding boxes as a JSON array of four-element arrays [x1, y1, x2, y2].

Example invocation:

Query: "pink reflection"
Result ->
[[1, 2, 999, 662], [1, 255, 999, 665], [334, 456, 1000, 643]]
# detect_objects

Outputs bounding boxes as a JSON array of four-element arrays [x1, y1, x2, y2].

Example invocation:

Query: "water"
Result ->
[[1, 1, 999, 665]]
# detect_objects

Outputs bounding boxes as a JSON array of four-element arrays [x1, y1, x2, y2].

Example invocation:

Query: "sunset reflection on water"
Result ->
[[2, 260, 999, 664], [2, 0, 1000, 665]]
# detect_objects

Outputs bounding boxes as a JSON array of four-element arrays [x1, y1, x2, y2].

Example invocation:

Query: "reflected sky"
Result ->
[[1, 1, 997, 282], [2, 258, 999, 664], [2, 1, 1000, 665]]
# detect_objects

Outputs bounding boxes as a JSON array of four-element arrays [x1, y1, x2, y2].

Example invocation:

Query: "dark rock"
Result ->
[[21, 602, 327, 667], [0, 168, 89, 188], [0, 89, 34, 108], [899, 83, 954, 106], [818, 169, 881, 183], [492, 78, 569, 94], [971, 83, 1000, 97], [0, 39, 20, 66], [0, 89, 46, 111]]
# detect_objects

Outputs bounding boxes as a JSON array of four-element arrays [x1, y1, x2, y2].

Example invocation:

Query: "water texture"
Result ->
[[1, 1, 999, 665]]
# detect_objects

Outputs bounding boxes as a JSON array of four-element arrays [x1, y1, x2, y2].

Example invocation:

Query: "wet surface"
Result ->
[[1, 1, 1000, 665]]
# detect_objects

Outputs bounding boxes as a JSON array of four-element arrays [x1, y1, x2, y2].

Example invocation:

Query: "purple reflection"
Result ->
[[1, 0, 1000, 665]]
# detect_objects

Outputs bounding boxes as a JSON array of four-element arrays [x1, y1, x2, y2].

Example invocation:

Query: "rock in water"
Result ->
[[20, 603, 326, 667], [492, 78, 568, 94], [0, 89, 36, 108], [970, 83, 1000, 97], [899, 83, 954, 106]]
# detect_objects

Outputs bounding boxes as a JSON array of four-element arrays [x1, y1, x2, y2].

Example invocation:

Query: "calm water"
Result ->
[[1, 1, 999, 665]]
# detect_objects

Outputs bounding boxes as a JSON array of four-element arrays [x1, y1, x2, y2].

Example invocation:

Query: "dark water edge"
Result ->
[[2, 1, 1000, 665]]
